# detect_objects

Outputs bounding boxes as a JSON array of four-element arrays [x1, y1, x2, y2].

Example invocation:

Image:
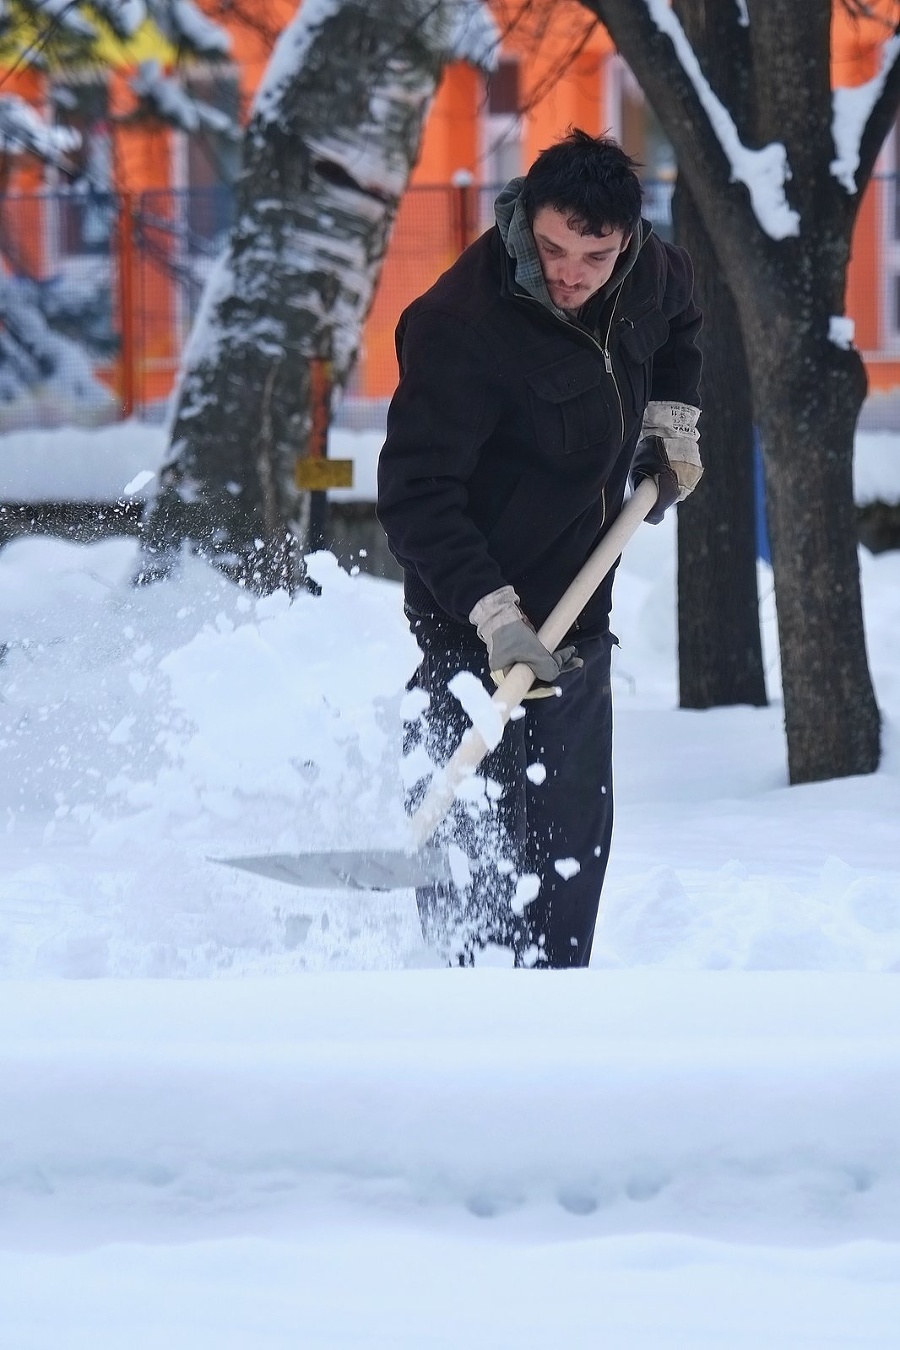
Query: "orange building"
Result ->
[[369, 0, 900, 404], [0, 0, 898, 422]]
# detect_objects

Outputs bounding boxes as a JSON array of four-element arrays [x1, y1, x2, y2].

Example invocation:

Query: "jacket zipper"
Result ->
[[513, 288, 628, 540], [598, 286, 625, 452], [515, 286, 626, 455]]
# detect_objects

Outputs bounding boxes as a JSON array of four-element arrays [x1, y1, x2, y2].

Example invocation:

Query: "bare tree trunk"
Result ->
[[137, 0, 495, 592], [669, 0, 766, 709], [744, 292, 879, 780], [674, 179, 767, 709]]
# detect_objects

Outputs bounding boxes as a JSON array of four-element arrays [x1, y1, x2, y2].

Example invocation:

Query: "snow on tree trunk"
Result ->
[[138, 0, 496, 592], [582, 0, 891, 783]]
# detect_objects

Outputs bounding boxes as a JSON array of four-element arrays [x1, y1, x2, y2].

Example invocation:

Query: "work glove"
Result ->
[[632, 400, 702, 524], [469, 585, 582, 698]]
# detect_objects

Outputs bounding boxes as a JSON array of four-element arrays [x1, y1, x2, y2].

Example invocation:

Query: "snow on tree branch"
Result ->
[[145, 0, 231, 56], [131, 59, 236, 135], [445, 0, 499, 69], [0, 93, 79, 163], [90, 0, 147, 39], [29, 1, 229, 58], [34, 0, 97, 40], [643, 0, 800, 240], [831, 33, 900, 193], [0, 273, 112, 412]]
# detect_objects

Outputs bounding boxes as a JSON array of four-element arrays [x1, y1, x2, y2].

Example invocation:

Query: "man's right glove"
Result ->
[[469, 585, 582, 695]]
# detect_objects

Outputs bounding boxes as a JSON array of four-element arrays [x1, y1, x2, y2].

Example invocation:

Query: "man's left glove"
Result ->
[[632, 400, 702, 524]]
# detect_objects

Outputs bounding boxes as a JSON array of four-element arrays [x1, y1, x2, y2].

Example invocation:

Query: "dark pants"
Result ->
[[403, 614, 614, 968]]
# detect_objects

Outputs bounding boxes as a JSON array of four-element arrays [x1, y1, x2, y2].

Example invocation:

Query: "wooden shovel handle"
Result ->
[[409, 477, 659, 849]]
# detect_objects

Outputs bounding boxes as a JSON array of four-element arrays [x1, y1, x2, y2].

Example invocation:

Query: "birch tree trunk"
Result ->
[[581, 0, 892, 783], [138, 0, 496, 592]]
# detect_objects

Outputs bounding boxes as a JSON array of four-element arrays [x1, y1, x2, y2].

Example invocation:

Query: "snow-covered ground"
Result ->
[[1, 428, 900, 1345]]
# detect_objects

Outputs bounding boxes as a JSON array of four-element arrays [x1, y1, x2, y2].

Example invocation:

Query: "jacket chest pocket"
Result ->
[[619, 307, 670, 417], [525, 351, 611, 456]]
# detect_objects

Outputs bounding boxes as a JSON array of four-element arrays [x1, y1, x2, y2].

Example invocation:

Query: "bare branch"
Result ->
[[583, 0, 767, 240], [854, 32, 900, 188]]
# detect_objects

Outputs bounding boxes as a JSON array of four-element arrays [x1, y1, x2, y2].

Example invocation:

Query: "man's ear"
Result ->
[[620, 232, 633, 253]]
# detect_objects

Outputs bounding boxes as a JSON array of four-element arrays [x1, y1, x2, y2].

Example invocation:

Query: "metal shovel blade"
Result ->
[[215, 843, 450, 892], [216, 485, 656, 897]]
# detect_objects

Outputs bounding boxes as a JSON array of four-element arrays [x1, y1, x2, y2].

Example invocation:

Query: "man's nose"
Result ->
[[558, 263, 582, 286]]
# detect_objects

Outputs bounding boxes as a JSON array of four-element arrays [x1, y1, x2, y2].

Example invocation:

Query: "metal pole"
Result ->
[[116, 194, 136, 419], [306, 354, 333, 551], [452, 169, 475, 256]]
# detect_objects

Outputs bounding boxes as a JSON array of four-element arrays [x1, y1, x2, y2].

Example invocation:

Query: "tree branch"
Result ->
[[855, 30, 900, 189], [673, 0, 754, 136], [745, 0, 833, 156], [583, 0, 781, 244], [581, 2, 728, 181]]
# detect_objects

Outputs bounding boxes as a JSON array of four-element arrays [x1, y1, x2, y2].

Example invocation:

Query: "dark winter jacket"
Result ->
[[376, 220, 702, 635]]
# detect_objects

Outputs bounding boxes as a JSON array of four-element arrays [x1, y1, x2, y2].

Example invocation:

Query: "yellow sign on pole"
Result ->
[[294, 457, 354, 491]]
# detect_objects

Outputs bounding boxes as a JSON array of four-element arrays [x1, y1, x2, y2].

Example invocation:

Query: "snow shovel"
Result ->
[[219, 476, 658, 891]]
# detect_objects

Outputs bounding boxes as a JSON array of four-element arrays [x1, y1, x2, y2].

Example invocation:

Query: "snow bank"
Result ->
[[856, 431, 900, 505], [1, 421, 897, 506], [2, 972, 899, 1249], [0, 422, 381, 504]]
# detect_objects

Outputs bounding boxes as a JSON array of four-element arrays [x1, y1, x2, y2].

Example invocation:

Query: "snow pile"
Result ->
[[1, 508, 898, 979]]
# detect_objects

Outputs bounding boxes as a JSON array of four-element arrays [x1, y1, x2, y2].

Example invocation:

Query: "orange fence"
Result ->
[[0, 185, 232, 431], [13, 175, 900, 432]]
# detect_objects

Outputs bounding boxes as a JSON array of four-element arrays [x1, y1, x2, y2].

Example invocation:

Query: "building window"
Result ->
[[182, 66, 240, 247], [483, 58, 522, 188], [49, 75, 114, 256], [605, 56, 674, 241], [487, 60, 520, 116], [879, 120, 900, 350]]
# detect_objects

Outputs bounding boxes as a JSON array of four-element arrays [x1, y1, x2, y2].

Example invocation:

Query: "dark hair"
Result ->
[[521, 128, 643, 237]]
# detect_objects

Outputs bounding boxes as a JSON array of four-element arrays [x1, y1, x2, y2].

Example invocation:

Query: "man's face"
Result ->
[[531, 206, 631, 312]]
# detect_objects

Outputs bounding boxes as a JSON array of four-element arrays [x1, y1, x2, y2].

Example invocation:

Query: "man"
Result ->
[[377, 129, 703, 968]]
